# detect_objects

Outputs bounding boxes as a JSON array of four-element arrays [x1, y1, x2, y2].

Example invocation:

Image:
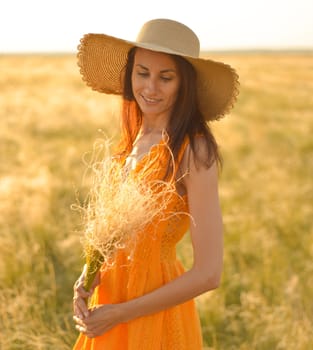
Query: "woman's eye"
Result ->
[[161, 76, 172, 82], [137, 72, 148, 77]]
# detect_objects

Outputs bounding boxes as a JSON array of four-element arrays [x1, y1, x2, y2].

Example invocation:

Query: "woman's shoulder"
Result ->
[[181, 133, 208, 159], [180, 133, 219, 173]]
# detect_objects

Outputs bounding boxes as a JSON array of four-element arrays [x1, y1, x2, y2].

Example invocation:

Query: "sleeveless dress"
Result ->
[[73, 138, 203, 350]]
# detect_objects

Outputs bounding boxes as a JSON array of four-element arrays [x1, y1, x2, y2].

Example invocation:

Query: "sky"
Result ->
[[1, 0, 313, 53]]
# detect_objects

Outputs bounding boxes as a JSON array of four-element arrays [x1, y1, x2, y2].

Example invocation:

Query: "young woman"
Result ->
[[73, 18, 239, 349]]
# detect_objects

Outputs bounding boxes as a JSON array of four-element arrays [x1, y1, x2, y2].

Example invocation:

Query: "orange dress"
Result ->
[[73, 139, 203, 350]]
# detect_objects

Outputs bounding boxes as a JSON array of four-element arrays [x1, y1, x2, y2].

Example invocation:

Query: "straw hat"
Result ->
[[77, 18, 239, 121]]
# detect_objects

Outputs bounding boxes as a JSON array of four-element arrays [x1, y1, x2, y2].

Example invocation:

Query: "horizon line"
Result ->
[[1, 47, 313, 56]]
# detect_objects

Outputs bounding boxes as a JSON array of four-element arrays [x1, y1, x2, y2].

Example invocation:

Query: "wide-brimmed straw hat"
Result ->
[[77, 18, 239, 121]]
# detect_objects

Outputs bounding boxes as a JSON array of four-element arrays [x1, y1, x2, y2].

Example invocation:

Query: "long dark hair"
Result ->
[[117, 47, 222, 175]]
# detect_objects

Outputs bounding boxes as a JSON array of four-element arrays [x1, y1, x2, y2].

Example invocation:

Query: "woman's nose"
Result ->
[[145, 77, 158, 93]]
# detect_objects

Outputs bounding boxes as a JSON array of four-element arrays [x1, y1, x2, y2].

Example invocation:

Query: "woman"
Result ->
[[73, 18, 239, 349]]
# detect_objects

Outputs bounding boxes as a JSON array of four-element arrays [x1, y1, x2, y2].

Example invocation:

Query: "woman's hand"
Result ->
[[73, 264, 100, 319], [73, 303, 123, 338]]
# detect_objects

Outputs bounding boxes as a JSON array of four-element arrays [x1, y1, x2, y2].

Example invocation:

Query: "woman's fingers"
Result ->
[[75, 304, 121, 337], [73, 314, 102, 338], [73, 296, 88, 319], [73, 317, 92, 337], [73, 315, 84, 326], [75, 284, 90, 298], [73, 282, 90, 318]]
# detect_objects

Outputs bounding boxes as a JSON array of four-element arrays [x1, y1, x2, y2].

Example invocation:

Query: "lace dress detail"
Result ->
[[73, 138, 203, 349]]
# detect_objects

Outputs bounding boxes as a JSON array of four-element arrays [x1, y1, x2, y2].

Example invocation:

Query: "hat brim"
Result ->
[[77, 33, 239, 121]]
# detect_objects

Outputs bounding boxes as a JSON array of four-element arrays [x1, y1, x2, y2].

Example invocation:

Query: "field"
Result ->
[[0, 52, 312, 349]]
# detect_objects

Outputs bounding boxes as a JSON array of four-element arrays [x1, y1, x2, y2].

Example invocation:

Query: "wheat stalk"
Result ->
[[74, 138, 180, 295]]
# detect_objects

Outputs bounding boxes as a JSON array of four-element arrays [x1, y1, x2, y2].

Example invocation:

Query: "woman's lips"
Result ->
[[141, 95, 161, 104]]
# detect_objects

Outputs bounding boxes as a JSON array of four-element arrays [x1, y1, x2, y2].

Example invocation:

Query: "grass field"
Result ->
[[0, 52, 312, 349]]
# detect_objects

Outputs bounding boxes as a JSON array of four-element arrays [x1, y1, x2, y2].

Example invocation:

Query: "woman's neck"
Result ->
[[140, 114, 168, 135], [139, 126, 165, 135]]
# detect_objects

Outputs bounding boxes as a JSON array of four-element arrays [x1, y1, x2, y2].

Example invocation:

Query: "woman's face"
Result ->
[[131, 48, 181, 121]]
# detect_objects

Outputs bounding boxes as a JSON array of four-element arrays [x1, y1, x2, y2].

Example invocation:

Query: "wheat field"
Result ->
[[0, 52, 312, 349]]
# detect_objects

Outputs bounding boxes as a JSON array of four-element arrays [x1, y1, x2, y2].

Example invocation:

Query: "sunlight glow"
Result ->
[[1, 0, 313, 53]]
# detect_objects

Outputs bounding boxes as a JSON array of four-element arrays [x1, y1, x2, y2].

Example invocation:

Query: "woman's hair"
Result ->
[[117, 47, 222, 176]]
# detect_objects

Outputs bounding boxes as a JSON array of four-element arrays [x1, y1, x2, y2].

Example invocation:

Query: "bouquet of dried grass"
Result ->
[[75, 139, 177, 295]]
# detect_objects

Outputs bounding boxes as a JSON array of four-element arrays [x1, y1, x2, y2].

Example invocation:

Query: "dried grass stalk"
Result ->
[[75, 139, 178, 294]]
